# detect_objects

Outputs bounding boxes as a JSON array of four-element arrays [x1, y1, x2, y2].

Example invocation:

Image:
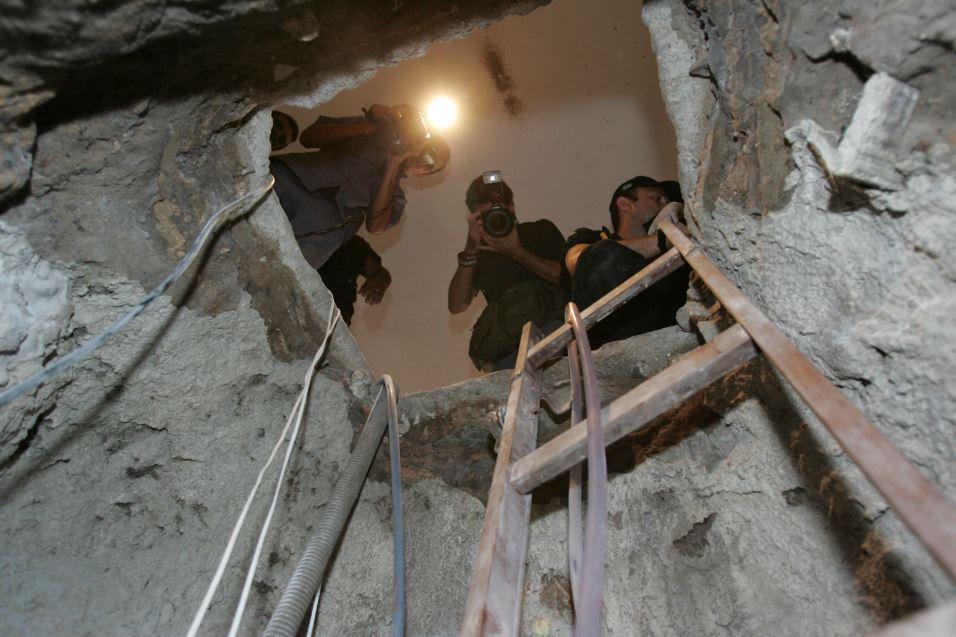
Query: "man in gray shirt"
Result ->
[[269, 106, 449, 270]]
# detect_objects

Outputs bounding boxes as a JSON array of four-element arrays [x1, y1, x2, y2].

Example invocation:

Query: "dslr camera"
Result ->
[[480, 170, 516, 238]]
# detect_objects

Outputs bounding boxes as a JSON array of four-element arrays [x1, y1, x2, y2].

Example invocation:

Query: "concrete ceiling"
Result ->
[[277, 0, 678, 391]]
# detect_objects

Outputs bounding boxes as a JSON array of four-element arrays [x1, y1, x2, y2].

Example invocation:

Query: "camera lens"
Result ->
[[483, 205, 514, 238]]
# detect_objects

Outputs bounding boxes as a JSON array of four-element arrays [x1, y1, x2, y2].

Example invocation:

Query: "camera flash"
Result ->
[[482, 170, 502, 184]]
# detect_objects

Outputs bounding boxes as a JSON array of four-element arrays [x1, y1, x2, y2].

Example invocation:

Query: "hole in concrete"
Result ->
[[268, 0, 680, 393]]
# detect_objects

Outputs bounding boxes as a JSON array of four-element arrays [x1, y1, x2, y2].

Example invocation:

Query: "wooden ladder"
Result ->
[[459, 221, 956, 637]]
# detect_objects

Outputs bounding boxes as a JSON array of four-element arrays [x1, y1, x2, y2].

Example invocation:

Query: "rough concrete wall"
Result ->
[[638, 0, 956, 628], [3, 0, 954, 635], [0, 1, 545, 635]]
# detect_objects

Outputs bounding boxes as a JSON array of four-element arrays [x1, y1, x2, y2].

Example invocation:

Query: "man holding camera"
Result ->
[[448, 173, 566, 371], [563, 175, 689, 348], [269, 105, 449, 271]]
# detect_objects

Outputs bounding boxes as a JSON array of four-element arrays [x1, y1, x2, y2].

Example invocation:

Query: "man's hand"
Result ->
[[648, 202, 684, 235], [465, 210, 484, 252], [476, 226, 523, 260], [359, 267, 391, 305]]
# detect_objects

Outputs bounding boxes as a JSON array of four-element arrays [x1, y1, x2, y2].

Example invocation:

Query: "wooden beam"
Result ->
[[460, 323, 542, 637], [861, 600, 956, 636], [510, 324, 756, 495], [527, 248, 685, 366], [659, 220, 956, 582]]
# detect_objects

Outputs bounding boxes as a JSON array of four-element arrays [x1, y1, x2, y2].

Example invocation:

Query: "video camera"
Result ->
[[366, 105, 439, 168], [385, 106, 429, 152], [480, 170, 516, 238]]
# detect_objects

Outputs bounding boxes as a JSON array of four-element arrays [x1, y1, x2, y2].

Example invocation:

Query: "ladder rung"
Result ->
[[526, 247, 685, 368], [511, 323, 756, 495]]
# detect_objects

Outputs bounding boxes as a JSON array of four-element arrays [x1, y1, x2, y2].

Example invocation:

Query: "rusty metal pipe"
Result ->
[[659, 219, 956, 581], [566, 342, 584, 609], [567, 303, 607, 637]]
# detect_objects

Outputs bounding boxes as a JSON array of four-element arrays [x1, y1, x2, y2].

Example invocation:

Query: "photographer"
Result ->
[[564, 175, 689, 348], [448, 173, 566, 371], [269, 105, 449, 271]]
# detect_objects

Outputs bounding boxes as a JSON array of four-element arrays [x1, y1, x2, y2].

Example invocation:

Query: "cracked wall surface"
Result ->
[[637, 0, 956, 630], [0, 1, 545, 635]]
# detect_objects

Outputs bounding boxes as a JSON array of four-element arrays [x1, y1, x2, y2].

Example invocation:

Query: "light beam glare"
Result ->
[[426, 97, 458, 130]]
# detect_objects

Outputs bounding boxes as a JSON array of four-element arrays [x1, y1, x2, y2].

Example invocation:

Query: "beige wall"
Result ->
[[277, 0, 677, 392]]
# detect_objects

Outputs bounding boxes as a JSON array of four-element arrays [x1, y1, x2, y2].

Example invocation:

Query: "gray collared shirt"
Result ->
[[270, 115, 406, 270]]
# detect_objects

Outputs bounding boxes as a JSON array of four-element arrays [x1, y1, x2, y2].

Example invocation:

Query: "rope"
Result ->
[[185, 299, 338, 637], [225, 304, 341, 637], [0, 177, 276, 409]]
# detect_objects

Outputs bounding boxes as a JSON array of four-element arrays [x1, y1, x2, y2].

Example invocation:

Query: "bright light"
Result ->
[[426, 97, 458, 130]]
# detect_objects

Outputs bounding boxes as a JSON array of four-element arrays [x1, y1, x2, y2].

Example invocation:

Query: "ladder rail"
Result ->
[[462, 220, 956, 637], [565, 341, 584, 610], [659, 219, 956, 581], [460, 323, 542, 637], [566, 303, 608, 637]]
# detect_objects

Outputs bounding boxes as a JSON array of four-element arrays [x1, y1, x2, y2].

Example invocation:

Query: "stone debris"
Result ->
[[796, 73, 920, 190]]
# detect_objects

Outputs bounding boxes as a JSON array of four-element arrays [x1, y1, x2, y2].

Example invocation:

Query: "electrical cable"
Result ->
[[185, 298, 338, 637], [225, 304, 341, 637], [567, 303, 608, 637], [383, 374, 407, 637], [0, 177, 276, 409]]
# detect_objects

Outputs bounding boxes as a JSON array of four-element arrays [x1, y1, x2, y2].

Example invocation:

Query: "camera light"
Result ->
[[426, 97, 458, 130]]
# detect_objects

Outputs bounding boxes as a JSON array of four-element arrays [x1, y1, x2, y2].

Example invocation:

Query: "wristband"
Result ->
[[458, 251, 479, 267]]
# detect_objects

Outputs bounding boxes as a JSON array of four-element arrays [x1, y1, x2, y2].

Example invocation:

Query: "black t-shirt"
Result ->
[[565, 226, 616, 250], [563, 225, 688, 346], [474, 219, 566, 300], [318, 235, 381, 325]]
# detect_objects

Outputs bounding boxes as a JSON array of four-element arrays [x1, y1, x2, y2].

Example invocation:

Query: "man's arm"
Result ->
[[565, 224, 658, 275], [448, 211, 483, 314], [366, 153, 409, 234], [477, 227, 561, 285], [617, 235, 661, 260], [359, 254, 391, 305], [299, 116, 377, 149], [565, 243, 589, 276]]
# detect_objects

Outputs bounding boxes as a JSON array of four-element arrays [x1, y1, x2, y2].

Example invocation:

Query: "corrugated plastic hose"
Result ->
[[264, 375, 405, 637]]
